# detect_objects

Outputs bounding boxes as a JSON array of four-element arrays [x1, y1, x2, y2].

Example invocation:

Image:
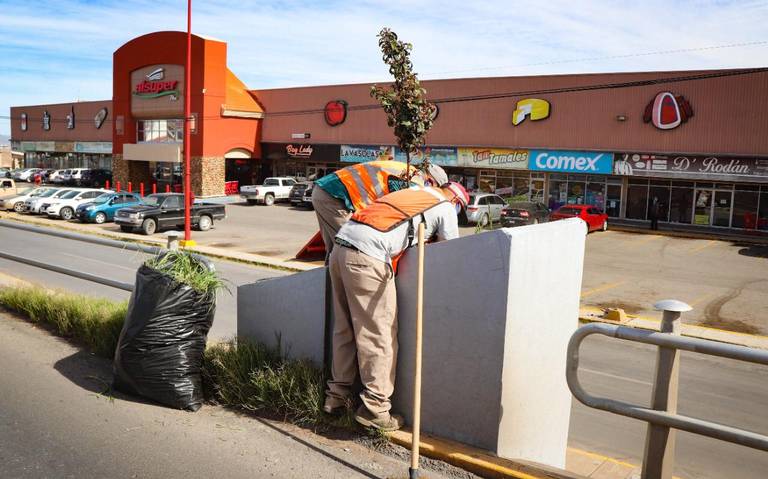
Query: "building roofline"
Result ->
[[10, 99, 111, 110]]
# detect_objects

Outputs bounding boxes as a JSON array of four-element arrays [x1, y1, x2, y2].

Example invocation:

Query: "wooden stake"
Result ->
[[409, 222, 426, 479]]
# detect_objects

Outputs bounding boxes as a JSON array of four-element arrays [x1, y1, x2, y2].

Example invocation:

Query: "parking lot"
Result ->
[[2, 188, 767, 334]]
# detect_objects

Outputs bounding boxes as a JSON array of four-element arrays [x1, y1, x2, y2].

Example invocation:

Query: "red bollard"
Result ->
[[140, 183, 145, 197], [152, 183, 157, 194], [105, 180, 110, 190], [116, 181, 121, 192], [127, 182, 132, 192], [165, 184, 171, 193]]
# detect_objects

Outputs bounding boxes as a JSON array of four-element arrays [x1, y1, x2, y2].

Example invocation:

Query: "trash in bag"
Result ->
[[113, 251, 221, 411]]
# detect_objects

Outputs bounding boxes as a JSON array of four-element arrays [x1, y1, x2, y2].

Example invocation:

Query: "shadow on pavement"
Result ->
[[736, 243, 768, 258]]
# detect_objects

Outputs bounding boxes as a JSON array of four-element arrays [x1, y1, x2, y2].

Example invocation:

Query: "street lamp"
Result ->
[[181, 0, 195, 247]]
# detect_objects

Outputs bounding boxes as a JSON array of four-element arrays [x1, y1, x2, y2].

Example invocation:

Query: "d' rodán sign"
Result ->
[[614, 153, 768, 180]]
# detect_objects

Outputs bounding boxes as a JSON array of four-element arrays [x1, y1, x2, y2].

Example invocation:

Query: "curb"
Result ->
[[609, 224, 768, 245], [0, 211, 317, 273], [387, 429, 585, 479]]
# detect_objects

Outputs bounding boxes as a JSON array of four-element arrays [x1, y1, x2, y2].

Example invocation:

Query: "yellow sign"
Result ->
[[457, 148, 528, 169], [512, 98, 550, 125]]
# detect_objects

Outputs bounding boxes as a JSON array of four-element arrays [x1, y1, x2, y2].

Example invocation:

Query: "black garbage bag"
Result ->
[[113, 260, 216, 411]]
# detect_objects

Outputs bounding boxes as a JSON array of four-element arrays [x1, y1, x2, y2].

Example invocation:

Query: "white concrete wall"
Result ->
[[237, 218, 586, 468]]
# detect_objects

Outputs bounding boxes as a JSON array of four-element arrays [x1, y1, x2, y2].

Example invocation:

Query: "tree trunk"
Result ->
[[406, 150, 411, 182]]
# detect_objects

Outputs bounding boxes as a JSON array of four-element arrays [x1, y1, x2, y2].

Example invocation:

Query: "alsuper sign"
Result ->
[[134, 80, 179, 98]]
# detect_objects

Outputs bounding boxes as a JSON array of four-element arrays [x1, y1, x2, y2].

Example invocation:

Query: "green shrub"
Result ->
[[0, 286, 127, 358]]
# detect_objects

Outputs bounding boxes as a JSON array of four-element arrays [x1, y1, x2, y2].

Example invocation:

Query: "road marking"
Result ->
[[580, 367, 652, 387], [632, 234, 663, 246], [567, 447, 639, 470], [59, 252, 137, 272], [689, 240, 716, 254], [581, 280, 627, 298]]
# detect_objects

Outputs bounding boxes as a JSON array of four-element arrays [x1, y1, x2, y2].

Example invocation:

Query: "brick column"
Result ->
[[112, 154, 129, 186], [192, 156, 225, 197]]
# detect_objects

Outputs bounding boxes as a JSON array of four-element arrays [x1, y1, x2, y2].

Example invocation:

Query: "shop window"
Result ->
[[586, 181, 606, 211], [548, 179, 567, 210], [669, 187, 694, 224], [137, 119, 184, 143], [732, 190, 759, 229], [648, 186, 671, 222], [478, 170, 496, 193], [672, 181, 694, 187], [567, 179, 586, 205], [759, 191, 768, 231], [626, 184, 649, 219], [531, 175, 545, 203], [606, 184, 621, 218]]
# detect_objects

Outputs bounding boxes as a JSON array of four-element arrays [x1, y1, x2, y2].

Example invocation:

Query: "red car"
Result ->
[[550, 204, 608, 232]]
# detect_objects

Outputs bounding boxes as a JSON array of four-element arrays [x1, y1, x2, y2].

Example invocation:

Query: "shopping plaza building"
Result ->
[[10, 31, 768, 233]]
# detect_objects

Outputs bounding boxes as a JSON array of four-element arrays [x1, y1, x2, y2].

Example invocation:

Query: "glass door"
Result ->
[[693, 189, 712, 225], [713, 190, 733, 227]]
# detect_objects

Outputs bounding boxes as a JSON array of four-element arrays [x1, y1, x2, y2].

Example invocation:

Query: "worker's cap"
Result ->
[[425, 164, 449, 187], [442, 181, 469, 210]]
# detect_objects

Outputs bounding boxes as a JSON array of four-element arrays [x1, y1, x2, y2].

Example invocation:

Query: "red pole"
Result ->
[[152, 183, 157, 194], [116, 181, 121, 192], [183, 0, 193, 244], [105, 180, 110, 190], [166, 184, 170, 193], [140, 183, 145, 197], [127, 181, 132, 192]]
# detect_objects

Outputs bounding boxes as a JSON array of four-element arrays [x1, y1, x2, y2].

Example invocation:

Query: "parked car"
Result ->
[[550, 204, 608, 232], [45, 189, 111, 220], [0, 179, 20, 196], [69, 168, 90, 185], [500, 201, 551, 227], [48, 169, 67, 183], [24, 188, 71, 214], [78, 168, 112, 187], [289, 181, 314, 208], [461, 193, 506, 226], [76, 192, 142, 224], [240, 177, 297, 205], [0, 167, 11, 178], [32, 169, 56, 183], [52, 169, 72, 184], [2, 186, 54, 212], [13, 168, 41, 182], [114, 193, 226, 235]]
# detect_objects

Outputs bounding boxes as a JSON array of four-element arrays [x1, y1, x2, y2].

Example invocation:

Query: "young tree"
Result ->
[[371, 28, 437, 181]]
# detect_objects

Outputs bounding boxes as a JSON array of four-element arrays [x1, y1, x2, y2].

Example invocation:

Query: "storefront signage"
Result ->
[[457, 148, 528, 169], [133, 68, 179, 99], [21, 142, 36, 152], [20, 113, 28, 131], [324, 100, 348, 126], [75, 142, 112, 154], [94, 108, 108, 129], [394, 147, 458, 166], [643, 92, 693, 130], [512, 99, 550, 126], [35, 141, 55, 152], [614, 153, 768, 179], [340, 145, 394, 163], [286, 144, 314, 158], [529, 150, 613, 174], [67, 105, 75, 129], [42, 111, 51, 131]]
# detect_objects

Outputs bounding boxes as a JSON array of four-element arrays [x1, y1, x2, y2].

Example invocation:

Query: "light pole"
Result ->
[[181, 0, 195, 247]]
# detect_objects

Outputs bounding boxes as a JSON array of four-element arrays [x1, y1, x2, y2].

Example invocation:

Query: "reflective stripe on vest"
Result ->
[[334, 162, 422, 211], [350, 187, 447, 233]]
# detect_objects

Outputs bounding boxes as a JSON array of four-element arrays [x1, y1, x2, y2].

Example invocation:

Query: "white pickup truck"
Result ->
[[240, 177, 297, 206]]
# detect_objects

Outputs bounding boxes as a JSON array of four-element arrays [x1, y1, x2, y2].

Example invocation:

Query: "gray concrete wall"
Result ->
[[237, 218, 586, 468]]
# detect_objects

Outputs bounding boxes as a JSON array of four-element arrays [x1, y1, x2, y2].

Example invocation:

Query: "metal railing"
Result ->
[[567, 300, 768, 478], [0, 220, 213, 291]]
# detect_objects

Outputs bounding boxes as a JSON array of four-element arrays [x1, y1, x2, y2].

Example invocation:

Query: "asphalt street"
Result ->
[[0, 223, 285, 340], [1, 224, 767, 477]]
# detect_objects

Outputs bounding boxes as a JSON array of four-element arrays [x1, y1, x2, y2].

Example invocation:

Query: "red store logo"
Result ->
[[643, 92, 693, 130]]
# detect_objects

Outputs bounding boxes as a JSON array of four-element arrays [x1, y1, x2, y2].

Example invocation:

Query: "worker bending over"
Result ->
[[312, 161, 449, 258], [324, 182, 469, 431]]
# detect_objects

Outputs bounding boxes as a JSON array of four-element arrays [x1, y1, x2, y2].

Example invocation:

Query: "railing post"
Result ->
[[642, 299, 692, 479]]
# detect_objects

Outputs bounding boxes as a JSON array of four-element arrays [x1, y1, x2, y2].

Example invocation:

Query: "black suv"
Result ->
[[79, 169, 112, 188]]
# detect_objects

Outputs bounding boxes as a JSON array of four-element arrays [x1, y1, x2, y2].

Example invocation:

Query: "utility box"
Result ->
[[237, 218, 586, 468]]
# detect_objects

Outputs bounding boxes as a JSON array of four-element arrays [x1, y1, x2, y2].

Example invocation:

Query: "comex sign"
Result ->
[[529, 150, 613, 174]]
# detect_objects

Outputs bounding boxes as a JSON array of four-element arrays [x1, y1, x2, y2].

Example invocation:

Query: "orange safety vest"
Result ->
[[334, 161, 423, 212], [350, 187, 448, 272]]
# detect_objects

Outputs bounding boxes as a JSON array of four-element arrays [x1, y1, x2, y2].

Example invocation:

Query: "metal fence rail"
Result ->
[[567, 300, 768, 478]]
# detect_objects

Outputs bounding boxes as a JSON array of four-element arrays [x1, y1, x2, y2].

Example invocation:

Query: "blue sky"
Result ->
[[2, 0, 768, 135]]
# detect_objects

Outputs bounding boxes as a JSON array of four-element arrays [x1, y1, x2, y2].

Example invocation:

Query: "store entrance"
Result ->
[[693, 189, 733, 227]]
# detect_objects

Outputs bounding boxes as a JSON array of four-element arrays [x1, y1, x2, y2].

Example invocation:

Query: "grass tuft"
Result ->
[[145, 250, 228, 295], [0, 286, 127, 358]]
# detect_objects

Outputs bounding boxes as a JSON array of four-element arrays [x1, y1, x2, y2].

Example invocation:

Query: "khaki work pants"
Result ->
[[311, 187, 352, 259], [326, 246, 398, 416]]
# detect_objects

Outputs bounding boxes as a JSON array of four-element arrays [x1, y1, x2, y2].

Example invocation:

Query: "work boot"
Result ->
[[354, 405, 403, 432], [322, 396, 347, 416]]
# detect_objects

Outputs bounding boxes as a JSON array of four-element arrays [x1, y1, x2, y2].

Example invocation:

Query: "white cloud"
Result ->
[[1, 0, 767, 134]]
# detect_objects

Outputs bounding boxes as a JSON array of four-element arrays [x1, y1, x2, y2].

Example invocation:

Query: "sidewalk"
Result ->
[[610, 219, 768, 245]]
